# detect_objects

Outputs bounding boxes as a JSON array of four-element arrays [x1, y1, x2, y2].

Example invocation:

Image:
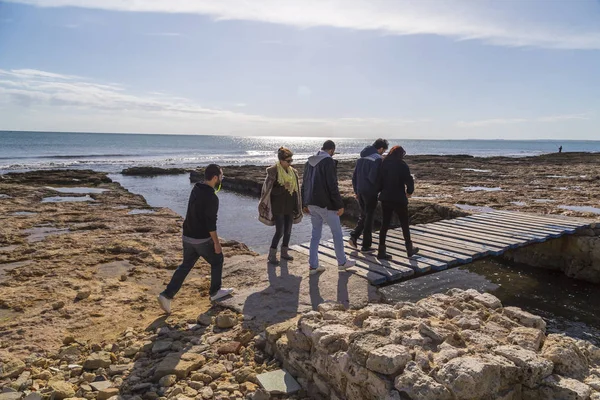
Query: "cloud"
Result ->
[[0, 68, 420, 135], [457, 113, 591, 128], [5, 0, 600, 49]]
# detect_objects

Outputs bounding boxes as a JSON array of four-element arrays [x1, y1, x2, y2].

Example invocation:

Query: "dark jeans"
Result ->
[[350, 193, 378, 248], [162, 239, 223, 298], [378, 201, 412, 254], [271, 214, 293, 249]]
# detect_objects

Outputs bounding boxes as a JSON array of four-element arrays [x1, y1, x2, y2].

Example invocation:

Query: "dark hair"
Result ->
[[373, 138, 389, 151], [322, 140, 336, 151], [277, 147, 294, 161], [204, 164, 222, 181], [386, 145, 406, 160]]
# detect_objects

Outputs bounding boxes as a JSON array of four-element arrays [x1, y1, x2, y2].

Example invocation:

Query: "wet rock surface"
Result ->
[[265, 289, 600, 400]]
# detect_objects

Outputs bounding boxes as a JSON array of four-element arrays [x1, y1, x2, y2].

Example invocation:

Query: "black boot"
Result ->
[[281, 246, 294, 261], [406, 241, 420, 258], [377, 244, 392, 260], [268, 247, 280, 265]]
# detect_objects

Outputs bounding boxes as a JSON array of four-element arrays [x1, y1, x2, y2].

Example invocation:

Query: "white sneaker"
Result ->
[[210, 288, 234, 301], [157, 294, 171, 314], [309, 266, 326, 275], [338, 259, 356, 271]]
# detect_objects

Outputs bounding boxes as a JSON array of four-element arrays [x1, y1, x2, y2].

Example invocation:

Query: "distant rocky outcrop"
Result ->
[[121, 167, 190, 176]]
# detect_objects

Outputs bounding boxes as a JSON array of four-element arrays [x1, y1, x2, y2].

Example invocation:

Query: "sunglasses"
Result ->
[[283, 159, 293, 163]]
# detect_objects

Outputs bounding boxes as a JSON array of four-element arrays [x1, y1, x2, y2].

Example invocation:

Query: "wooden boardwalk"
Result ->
[[290, 210, 595, 285]]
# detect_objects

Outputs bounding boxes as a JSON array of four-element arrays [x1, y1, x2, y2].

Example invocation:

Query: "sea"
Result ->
[[2, 130, 599, 338], [2, 131, 600, 173]]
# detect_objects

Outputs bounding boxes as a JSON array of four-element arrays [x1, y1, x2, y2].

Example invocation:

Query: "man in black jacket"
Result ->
[[158, 164, 233, 314], [302, 140, 356, 275], [349, 138, 388, 252]]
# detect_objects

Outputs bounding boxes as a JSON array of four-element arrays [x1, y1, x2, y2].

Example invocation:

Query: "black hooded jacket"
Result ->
[[182, 183, 219, 239], [378, 158, 415, 205]]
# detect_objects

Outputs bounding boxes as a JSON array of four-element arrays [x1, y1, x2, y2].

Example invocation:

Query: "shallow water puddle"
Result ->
[[23, 227, 71, 242], [0, 260, 33, 281], [12, 211, 37, 216], [462, 168, 492, 173], [128, 209, 156, 215], [42, 195, 95, 203], [559, 205, 600, 214], [454, 204, 495, 212], [0, 194, 11, 199], [511, 201, 527, 206], [463, 186, 502, 192], [96, 260, 134, 279], [533, 199, 556, 203], [46, 186, 108, 194], [412, 194, 453, 199]]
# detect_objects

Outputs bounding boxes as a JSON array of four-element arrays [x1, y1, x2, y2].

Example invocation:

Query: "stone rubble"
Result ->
[[0, 309, 309, 400], [264, 289, 600, 400]]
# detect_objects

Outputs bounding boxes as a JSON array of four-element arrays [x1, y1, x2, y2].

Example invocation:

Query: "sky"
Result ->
[[0, 0, 599, 139]]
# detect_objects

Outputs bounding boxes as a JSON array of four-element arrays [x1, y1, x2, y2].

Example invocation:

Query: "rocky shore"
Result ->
[[180, 152, 600, 220], [264, 289, 600, 400]]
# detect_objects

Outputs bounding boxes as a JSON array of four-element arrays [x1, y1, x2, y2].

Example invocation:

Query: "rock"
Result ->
[[158, 374, 177, 387], [75, 289, 91, 300], [48, 380, 76, 399], [535, 374, 592, 400], [23, 394, 43, 400], [122, 166, 188, 176], [131, 382, 152, 391], [366, 344, 411, 375], [286, 329, 312, 352], [198, 387, 213, 399], [198, 363, 227, 380], [0, 358, 26, 379], [311, 324, 355, 353], [154, 352, 206, 380], [0, 393, 25, 400], [265, 319, 298, 344], [317, 302, 346, 314], [507, 327, 545, 351], [503, 307, 546, 332], [97, 388, 120, 400], [152, 340, 173, 353], [542, 334, 589, 380], [83, 352, 112, 369], [119, 274, 127, 282], [197, 314, 212, 326], [250, 389, 271, 400], [235, 330, 255, 346], [435, 355, 518, 399], [354, 304, 398, 326], [90, 381, 113, 391], [217, 341, 241, 355], [467, 290, 502, 309], [394, 362, 453, 400], [234, 366, 257, 383], [8, 370, 31, 391], [59, 344, 82, 361], [240, 382, 259, 393], [52, 301, 65, 310], [191, 372, 213, 384], [494, 345, 553, 388], [256, 369, 301, 395], [452, 315, 482, 330], [349, 333, 392, 366], [215, 312, 238, 329]]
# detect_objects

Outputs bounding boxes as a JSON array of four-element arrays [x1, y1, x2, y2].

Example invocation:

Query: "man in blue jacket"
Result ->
[[302, 140, 356, 275], [349, 138, 389, 252]]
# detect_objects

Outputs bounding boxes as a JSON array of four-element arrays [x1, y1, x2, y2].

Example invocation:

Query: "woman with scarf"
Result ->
[[259, 147, 303, 265]]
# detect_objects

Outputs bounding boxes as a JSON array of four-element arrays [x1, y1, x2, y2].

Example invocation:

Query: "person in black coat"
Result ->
[[377, 145, 420, 260]]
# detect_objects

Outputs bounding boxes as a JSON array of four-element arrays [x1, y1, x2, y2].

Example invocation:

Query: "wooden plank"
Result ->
[[464, 214, 566, 236], [371, 233, 467, 265], [409, 230, 503, 256], [398, 230, 492, 257], [385, 230, 481, 259], [426, 221, 532, 246], [435, 219, 544, 243], [485, 211, 580, 232], [443, 218, 547, 240], [301, 242, 413, 281], [291, 244, 389, 285], [367, 236, 450, 271], [409, 228, 506, 255], [491, 211, 589, 229], [320, 240, 430, 274], [413, 224, 524, 249]]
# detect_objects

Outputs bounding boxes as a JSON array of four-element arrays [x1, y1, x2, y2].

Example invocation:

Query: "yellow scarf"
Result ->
[[276, 162, 298, 195]]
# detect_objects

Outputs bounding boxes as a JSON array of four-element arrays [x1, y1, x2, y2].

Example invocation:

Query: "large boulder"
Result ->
[[542, 334, 590, 380], [503, 307, 546, 332], [154, 352, 206, 380], [507, 327, 545, 352], [494, 345, 554, 388], [394, 362, 453, 400], [366, 344, 411, 375]]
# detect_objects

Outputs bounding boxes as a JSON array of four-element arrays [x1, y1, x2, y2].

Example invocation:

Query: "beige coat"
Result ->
[[258, 165, 303, 226]]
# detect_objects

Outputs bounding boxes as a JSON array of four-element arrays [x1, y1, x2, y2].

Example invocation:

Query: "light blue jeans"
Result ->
[[308, 205, 348, 268]]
